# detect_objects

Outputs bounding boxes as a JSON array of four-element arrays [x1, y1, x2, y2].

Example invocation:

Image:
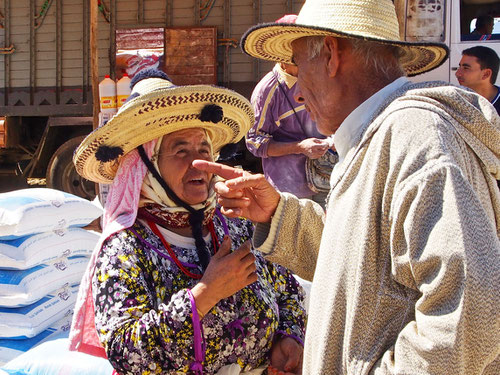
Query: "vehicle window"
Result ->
[[460, 0, 500, 41], [469, 17, 500, 34]]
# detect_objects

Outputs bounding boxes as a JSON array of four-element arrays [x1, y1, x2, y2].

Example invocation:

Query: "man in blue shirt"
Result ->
[[456, 46, 500, 114]]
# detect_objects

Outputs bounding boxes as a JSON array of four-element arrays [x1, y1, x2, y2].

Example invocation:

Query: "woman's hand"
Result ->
[[269, 336, 303, 375], [191, 237, 258, 316]]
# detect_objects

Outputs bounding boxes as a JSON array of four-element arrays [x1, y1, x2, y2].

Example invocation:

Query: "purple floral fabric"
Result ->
[[92, 213, 306, 374]]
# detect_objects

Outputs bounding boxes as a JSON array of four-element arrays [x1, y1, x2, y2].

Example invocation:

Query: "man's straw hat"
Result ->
[[73, 69, 254, 184], [241, 0, 449, 77]]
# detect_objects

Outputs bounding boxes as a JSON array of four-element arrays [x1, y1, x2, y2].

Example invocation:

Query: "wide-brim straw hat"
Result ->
[[241, 0, 449, 77], [74, 70, 254, 184]]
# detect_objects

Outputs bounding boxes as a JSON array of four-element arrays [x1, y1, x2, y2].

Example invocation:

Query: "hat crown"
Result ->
[[297, 0, 401, 41], [131, 77, 175, 97]]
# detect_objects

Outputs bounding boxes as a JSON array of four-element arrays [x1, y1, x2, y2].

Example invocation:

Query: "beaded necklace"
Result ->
[[147, 219, 219, 280]]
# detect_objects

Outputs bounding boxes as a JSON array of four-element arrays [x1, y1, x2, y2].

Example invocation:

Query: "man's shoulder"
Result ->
[[381, 81, 477, 116], [394, 80, 454, 97], [493, 97, 500, 115], [257, 69, 279, 88], [368, 82, 497, 169], [362, 82, 467, 148], [252, 70, 279, 97], [492, 85, 500, 115]]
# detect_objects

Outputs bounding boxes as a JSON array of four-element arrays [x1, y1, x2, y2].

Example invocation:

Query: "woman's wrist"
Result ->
[[275, 331, 304, 347], [190, 282, 218, 317]]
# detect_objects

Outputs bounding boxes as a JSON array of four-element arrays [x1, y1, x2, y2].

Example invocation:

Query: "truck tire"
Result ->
[[46, 136, 96, 200]]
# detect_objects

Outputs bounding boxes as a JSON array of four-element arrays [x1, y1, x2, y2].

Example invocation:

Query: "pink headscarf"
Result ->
[[275, 14, 297, 23], [68, 140, 157, 357]]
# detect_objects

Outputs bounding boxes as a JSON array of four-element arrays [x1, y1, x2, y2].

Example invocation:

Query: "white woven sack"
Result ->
[[0, 257, 88, 307], [0, 188, 102, 240], [0, 337, 114, 375], [0, 313, 73, 366], [0, 228, 99, 270], [0, 284, 79, 339]]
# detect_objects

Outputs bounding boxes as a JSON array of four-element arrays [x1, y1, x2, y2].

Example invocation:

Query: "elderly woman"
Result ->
[[69, 70, 306, 375]]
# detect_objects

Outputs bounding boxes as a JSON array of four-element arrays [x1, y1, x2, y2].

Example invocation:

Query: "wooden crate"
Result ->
[[115, 26, 217, 86], [164, 27, 217, 85]]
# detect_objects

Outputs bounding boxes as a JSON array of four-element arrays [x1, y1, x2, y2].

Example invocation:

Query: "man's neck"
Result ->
[[350, 74, 402, 109], [476, 84, 499, 103]]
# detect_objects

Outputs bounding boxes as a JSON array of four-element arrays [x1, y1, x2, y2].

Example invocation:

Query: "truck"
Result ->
[[0, 0, 295, 198], [396, 0, 500, 85], [1, 0, 499, 199]]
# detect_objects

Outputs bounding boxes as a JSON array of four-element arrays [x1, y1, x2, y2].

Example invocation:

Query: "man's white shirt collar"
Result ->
[[332, 77, 409, 162]]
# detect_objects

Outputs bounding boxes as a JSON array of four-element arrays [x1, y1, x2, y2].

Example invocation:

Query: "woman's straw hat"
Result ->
[[73, 69, 254, 184], [241, 0, 449, 77]]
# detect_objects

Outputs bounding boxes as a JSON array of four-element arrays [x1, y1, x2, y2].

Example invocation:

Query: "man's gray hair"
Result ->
[[305, 36, 405, 79]]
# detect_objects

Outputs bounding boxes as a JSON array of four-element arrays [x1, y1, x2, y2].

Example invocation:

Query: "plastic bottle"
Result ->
[[98, 75, 117, 114], [116, 73, 132, 108]]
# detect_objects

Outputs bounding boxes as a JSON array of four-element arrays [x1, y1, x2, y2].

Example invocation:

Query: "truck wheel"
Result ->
[[46, 136, 96, 200]]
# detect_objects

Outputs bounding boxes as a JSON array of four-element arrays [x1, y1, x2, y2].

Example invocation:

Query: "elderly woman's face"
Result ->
[[158, 128, 214, 205]]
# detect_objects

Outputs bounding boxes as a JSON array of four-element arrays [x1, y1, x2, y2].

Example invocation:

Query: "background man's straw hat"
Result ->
[[73, 69, 254, 184], [241, 0, 449, 77]]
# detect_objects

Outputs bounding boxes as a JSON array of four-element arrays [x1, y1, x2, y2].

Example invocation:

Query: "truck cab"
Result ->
[[1, 0, 498, 199], [398, 0, 500, 86], [1, 0, 278, 198]]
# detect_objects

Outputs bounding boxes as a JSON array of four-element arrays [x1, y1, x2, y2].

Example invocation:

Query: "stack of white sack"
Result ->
[[0, 188, 102, 365]]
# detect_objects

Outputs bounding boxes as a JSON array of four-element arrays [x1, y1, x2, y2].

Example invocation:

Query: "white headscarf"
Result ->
[[138, 130, 217, 214]]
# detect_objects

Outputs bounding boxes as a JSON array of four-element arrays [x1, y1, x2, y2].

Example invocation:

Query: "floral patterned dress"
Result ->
[[92, 211, 306, 374]]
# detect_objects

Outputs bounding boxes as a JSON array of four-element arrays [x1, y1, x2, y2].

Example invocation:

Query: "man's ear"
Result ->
[[481, 68, 492, 82], [323, 36, 340, 78]]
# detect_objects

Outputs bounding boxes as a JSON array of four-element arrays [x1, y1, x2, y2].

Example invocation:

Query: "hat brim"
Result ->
[[241, 23, 449, 77], [74, 85, 254, 184]]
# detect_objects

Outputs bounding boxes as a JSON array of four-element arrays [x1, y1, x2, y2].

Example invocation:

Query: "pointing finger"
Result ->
[[192, 160, 246, 180]]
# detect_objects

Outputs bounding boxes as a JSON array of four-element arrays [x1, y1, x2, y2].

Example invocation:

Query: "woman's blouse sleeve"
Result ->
[[92, 229, 197, 374]]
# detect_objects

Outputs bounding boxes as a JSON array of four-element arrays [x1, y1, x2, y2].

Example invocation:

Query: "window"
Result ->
[[460, 0, 500, 41], [469, 17, 500, 34]]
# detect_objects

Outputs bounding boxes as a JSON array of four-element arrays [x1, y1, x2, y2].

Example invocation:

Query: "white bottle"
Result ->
[[116, 73, 132, 108], [98, 75, 117, 114]]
